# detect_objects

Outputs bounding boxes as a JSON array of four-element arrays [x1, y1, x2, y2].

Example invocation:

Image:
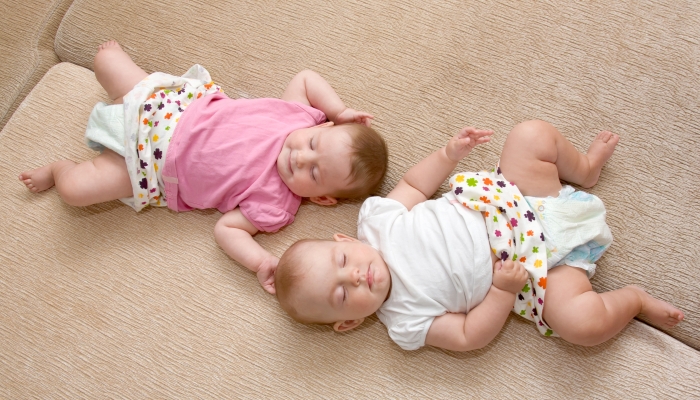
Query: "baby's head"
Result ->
[[277, 122, 388, 205], [275, 234, 391, 331]]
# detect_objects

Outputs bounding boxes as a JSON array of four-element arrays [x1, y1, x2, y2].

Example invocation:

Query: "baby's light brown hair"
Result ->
[[275, 239, 326, 324], [330, 124, 388, 198]]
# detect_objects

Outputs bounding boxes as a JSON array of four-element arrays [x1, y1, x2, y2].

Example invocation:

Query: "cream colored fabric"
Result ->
[[0, 0, 73, 130], [55, 0, 700, 348], [1, 0, 700, 396], [1, 66, 699, 398]]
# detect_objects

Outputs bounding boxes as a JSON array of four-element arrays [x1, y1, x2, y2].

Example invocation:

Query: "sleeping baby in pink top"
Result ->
[[19, 41, 388, 294], [163, 95, 327, 231]]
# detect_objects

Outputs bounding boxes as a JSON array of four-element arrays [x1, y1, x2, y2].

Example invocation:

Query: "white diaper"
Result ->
[[85, 102, 126, 156], [525, 185, 613, 278]]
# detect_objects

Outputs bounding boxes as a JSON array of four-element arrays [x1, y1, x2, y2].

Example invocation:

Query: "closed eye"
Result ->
[[336, 286, 345, 304]]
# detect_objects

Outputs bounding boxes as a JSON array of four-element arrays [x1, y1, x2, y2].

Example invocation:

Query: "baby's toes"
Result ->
[[597, 131, 612, 142], [672, 310, 684, 322], [98, 41, 115, 50], [666, 311, 684, 326]]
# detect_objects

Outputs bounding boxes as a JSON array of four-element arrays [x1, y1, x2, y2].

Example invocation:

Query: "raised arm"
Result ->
[[214, 208, 278, 294], [387, 127, 493, 211], [281, 70, 373, 126], [425, 260, 527, 351]]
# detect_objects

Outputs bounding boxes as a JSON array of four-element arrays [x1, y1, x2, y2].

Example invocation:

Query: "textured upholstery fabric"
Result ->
[[0, 0, 73, 130], [1, 0, 699, 397]]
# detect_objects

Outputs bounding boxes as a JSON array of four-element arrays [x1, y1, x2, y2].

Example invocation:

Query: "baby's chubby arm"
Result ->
[[281, 70, 373, 126], [425, 260, 528, 351], [214, 208, 278, 294], [387, 127, 493, 211]]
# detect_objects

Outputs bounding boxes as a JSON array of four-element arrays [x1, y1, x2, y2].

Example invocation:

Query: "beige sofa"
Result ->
[[1, 0, 699, 397]]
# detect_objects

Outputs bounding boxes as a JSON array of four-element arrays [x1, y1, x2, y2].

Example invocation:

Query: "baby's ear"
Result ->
[[333, 318, 365, 332], [309, 195, 337, 206], [333, 233, 358, 242]]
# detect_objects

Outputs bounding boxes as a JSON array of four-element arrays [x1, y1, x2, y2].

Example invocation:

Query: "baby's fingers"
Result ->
[[457, 126, 477, 139], [512, 260, 525, 272], [514, 262, 529, 281], [500, 259, 515, 272], [470, 129, 494, 140], [457, 127, 493, 145], [357, 112, 374, 127], [456, 136, 472, 147], [263, 282, 276, 295], [474, 135, 492, 145], [493, 260, 503, 271]]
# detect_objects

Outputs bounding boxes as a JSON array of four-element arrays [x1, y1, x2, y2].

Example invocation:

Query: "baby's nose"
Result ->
[[296, 150, 310, 167], [352, 268, 365, 287]]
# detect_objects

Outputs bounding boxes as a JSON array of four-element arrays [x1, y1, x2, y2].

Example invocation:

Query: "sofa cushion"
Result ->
[[2, 60, 700, 398], [0, 0, 74, 130], [53, 0, 700, 350]]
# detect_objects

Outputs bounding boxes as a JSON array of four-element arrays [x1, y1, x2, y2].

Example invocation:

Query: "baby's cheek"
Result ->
[[356, 295, 380, 313]]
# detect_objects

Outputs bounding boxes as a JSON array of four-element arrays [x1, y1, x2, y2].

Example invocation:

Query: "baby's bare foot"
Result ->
[[19, 165, 56, 193], [97, 40, 122, 52], [581, 131, 619, 188], [630, 286, 684, 328]]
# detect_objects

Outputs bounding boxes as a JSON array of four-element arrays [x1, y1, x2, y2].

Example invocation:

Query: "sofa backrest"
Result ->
[[0, 0, 73, 130]]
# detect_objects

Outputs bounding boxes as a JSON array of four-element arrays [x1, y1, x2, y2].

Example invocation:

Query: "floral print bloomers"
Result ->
[[449, 165, 557, 337], [121, 65, 222, 211]]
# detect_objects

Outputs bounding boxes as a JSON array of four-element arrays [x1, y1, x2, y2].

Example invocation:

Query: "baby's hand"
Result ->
[[335, 108, 374, 127], [492, 259, 528, 294], [257, 257, 279, 294], [445, 126, 494, 162]]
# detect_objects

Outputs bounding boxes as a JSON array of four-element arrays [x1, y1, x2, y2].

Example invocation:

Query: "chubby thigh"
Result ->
[[499, 120, 569, 198], [541, 265, 594, 337], [56, 149, 133, 207]]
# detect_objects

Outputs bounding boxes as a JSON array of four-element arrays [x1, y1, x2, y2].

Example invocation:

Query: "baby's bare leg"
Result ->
[[543, 266, 684, 346], [499, 120, 619, 197], [94, 41, 149, 104], [19, 149, 133, 207], [499, 121, 682, 345]]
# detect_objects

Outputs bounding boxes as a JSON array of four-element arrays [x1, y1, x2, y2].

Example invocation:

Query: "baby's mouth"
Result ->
[[367, 265, 373, 290]]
